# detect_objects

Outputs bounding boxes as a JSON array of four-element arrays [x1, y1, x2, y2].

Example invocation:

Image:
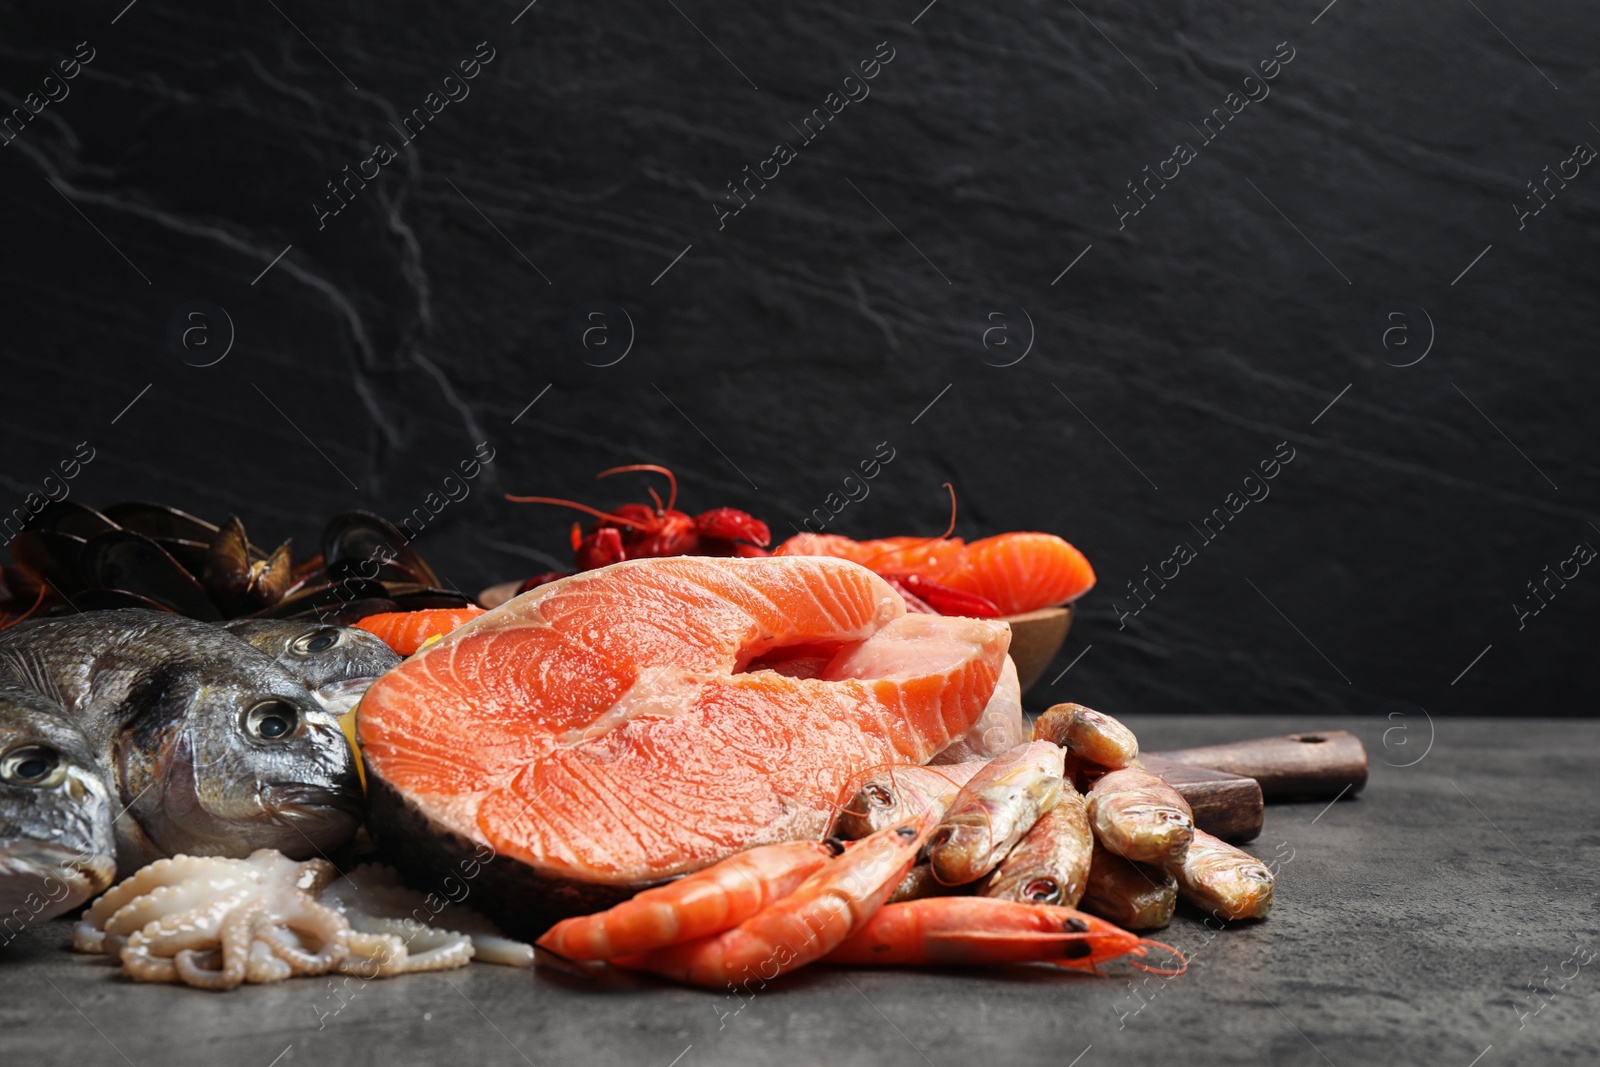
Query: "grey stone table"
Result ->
[[2, 715, 1596, 1067]]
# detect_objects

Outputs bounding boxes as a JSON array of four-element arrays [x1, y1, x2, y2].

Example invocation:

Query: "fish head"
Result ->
[[222, 619, 401, 692], [0, 683, 118, 921], [118, 668, 362, 861]]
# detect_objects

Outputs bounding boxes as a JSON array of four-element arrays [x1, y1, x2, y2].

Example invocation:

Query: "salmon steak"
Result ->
[[358, 555, 1010, 934]]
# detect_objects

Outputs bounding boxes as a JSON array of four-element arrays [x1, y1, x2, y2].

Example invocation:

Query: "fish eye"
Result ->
[[1, 745, 63, 786], [292, 628, 343, 655], [244, 700, 301, 741], [864, 784, 894, 807], [1024, 878, 1062, 904]]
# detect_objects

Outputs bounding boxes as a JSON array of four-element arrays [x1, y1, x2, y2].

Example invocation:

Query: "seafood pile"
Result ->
[[0, 500, 470, 625], [73, 850, 531, 990], [531, 704, 1270, 988], [0, 475, 1300, 999]]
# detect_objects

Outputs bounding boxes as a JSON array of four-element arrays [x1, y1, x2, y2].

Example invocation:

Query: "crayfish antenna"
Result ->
[[504, 494, 646, 529], [596, 464, 678, 513], [0, 584, 47, 630], [1128, 938, 1188, 977]]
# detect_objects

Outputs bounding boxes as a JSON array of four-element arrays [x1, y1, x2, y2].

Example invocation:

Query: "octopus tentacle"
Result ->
[[75, 851, 531, 989], [258, 898, 349, 975]]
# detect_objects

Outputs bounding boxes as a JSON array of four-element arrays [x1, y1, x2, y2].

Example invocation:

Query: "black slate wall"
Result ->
[[1, 1, 1596, 716]]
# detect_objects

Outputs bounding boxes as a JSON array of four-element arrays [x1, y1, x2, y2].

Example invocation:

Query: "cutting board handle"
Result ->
[[1152, 730, 1368, 801]]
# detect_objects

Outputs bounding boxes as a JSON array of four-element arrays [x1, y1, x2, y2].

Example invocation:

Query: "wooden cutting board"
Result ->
[[1141, 730, 1369, 843]]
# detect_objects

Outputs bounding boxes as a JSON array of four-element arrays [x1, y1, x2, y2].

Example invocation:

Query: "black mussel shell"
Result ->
[[322, 511, 440, 587], [24, 500, 119, 540], [81, 529, 222, 620], [72, 588, 183, 614], [248, 577, 395, 621], [101, 501, 220, 543], [7, 530, 90, 596], [202, 516, 293, 615], [154, 537, 211, 576]]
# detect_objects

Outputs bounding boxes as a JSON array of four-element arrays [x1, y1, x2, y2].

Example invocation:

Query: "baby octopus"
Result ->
[[74, 851, 530, 990]]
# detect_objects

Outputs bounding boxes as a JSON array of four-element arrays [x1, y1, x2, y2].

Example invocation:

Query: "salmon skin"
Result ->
[[359, 556, 1011, 936]]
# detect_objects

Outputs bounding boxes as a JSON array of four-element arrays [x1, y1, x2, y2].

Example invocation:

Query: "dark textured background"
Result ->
[[2, 0, 1596, 717]]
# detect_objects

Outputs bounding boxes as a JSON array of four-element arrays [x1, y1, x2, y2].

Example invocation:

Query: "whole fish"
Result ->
[[928, 741, 1065, 886], [889, 863, 955, 904], [1033, 703, 1139, 769], [833, 762, 984, 840], [1085, 765, 1193, 866], [979, 784, 1093, 907], [0, 610, 361, 872], [1080, 848, 1176, 931], [1168, 829, 1274, 921], [222, 619, 399, 715], [0, 679, 117, 925]]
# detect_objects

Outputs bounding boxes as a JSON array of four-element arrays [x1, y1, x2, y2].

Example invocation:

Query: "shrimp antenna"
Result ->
[[596, 464, 678, 513], [1129, 939, 1188, 976], [504, 494, 647, 529]]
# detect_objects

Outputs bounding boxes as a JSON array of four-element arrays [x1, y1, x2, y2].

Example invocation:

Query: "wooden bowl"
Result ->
[[478, 580, 522, 609], [1003, 605, 1074, 693], [480, 579, 1075, 694]]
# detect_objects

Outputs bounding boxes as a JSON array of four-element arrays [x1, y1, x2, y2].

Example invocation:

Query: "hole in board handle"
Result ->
[[1293, 734, 1326, 744]]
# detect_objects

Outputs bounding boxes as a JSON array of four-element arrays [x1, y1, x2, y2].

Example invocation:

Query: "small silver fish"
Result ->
[[221, 618, 399, 690], [1033, 703, 1140, 769], [222, 619, 399, 715], [928, 741, 1065, 886], [1169, 829, 1274, 921], [1080, 848, 1176, 931], [834, 763, 984, 840], [1085, 765, 1193, 867], [0, 610, 361, 873], [0, 679, 117, 924], [979, 784, 1093, 907]]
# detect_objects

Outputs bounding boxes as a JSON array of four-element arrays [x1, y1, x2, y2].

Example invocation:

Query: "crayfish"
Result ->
[[506, 465, 771, 587]]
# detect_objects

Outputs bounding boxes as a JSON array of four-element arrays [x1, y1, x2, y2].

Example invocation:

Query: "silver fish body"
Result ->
[[0, 679, 117, 925], [1168, 829, 1274, 921], [1033, 703, 1140, 769], [979, 785, 1093, 907], [1081, 848, 1176, 931], [834, 762, 985, 840], [928, 741, 1066, 886], [0, 610, 361, 873], [1085, 765, 1193, 866], [221, 619, 399, 698]]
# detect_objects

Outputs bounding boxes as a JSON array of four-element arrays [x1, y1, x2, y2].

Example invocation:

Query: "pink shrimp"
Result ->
[[611, 813, 935, 988], [827, 897, 1186, 974], [536, 841, 834, 961]]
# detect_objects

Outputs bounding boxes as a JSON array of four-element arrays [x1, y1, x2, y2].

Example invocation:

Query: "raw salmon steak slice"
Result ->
[[932, 532, 1096, 615], [359, 556, 1010, 931]]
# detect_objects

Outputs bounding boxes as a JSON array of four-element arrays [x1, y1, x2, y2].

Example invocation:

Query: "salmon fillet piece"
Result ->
[[359, 556, 1010, 891]]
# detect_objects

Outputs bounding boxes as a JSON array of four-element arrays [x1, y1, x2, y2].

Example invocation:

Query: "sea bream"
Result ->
[[0, 610, 362, 872], [0, 679, 117, 925], [222, 618, 400, 716]]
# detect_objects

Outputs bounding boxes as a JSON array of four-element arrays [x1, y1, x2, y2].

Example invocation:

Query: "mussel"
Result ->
[[1, 502, 470, 625]]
